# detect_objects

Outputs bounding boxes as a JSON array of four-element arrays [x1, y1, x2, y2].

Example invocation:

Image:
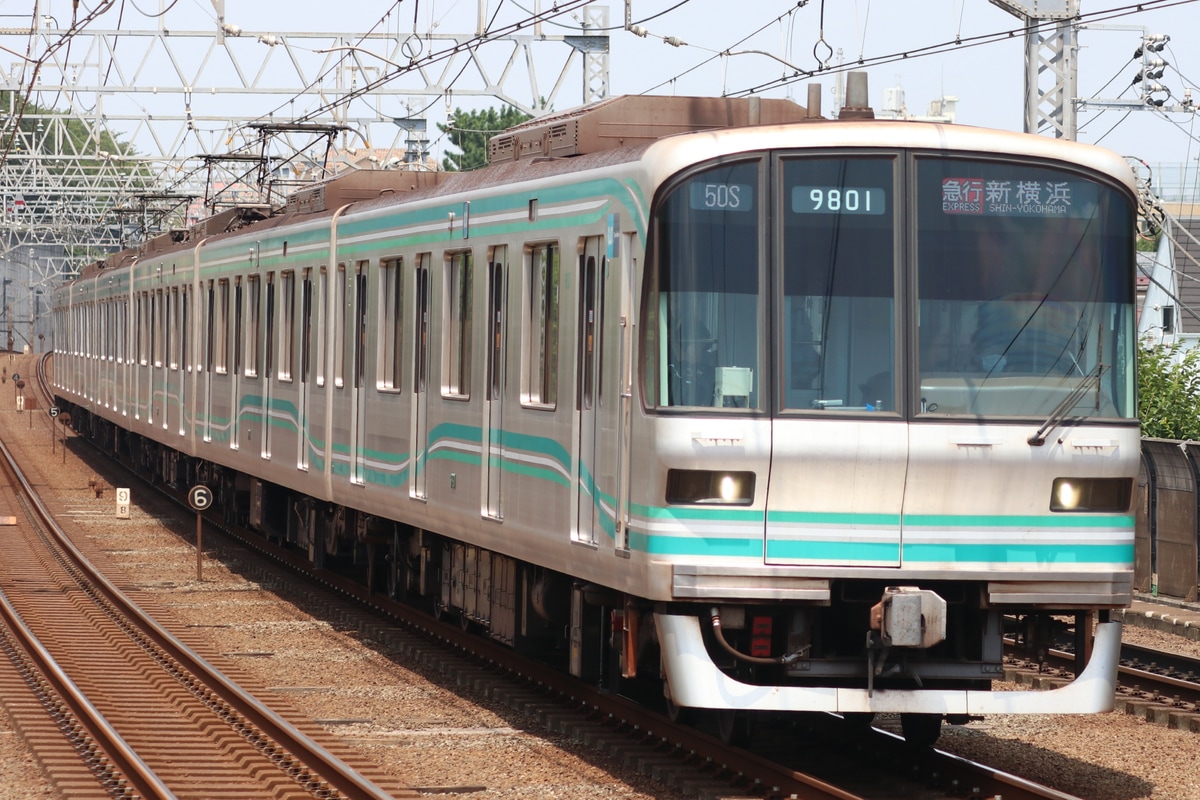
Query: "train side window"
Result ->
[[444, 250, 473, 398], [315, 267, 328, 387], [279, 271, 295, 381], [334, 263, 346, 389], [413, 255, 430, 393], [487, 246, 507, 401], [164, 288, 173, 369], [205, 282, 215, 373], [264, 272, 275, 380], [233, 278, 244, 375], [151, 290, 161, 367], [137, 292, 148, 366], [121, 300, 130, 364], [522, 242, 559, 408], [301, 270, 313, 383], [245, 274, 260, 378], [379, 257, 404, 391], [181, 287, 189, 373], [353, 261, 368, 392], [214, 280, 228, 374]]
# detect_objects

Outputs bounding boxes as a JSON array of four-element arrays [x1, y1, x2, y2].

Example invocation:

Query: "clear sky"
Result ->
[[6, 1, 1200, 193]]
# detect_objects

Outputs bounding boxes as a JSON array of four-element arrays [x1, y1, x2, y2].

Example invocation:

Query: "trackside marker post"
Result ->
[[116, 488, 130, 519], [188, 485, 213, 581]]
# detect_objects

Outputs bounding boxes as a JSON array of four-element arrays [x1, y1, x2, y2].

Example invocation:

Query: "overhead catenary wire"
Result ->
[[721, 0, 1197, 98]]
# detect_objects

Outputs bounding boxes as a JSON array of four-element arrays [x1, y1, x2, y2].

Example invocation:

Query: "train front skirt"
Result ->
[[655, 613, 1121, 714]]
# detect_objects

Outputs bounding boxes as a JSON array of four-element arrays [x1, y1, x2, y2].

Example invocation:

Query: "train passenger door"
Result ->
[[484, 247, 507, 519], [231, 277, 243, 452], [262, 271, 275, 459], [411, 254, 431, 500], [574, 237, 605, 546], [203, 281, 214, 442], [613, 228, 637, 552], [350, 262, 368, 484], [298, 270, 312, 469]]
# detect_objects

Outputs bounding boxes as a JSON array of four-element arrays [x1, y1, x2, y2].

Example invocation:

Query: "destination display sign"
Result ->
[[941, 177, 1099, 218]]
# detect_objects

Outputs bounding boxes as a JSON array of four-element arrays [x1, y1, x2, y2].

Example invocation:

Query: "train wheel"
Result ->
[[841, 711, 876, 730], [716, 709, 754, 747], [386, 540, 407, 601], [366, 542, 387, 595], [900, 713, 942, 747], [308, 535, 326, 570], [664, 696, 695, 726]]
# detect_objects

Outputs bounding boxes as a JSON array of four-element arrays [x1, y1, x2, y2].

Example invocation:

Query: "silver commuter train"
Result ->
[[52, 84, 1139, 744]]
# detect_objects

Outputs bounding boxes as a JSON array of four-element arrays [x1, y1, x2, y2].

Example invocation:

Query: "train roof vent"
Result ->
[[191, 205, 272, 238], [286, 169, 447, 215], [488, 95, 809, 164]]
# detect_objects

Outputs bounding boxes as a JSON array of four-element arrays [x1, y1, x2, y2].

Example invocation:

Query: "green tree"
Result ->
[[438, 105, 531, 172], [1137, 340, 1200, 439]]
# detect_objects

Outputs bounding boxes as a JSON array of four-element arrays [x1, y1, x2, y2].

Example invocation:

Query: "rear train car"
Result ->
[[52, 82, 1139, 745]]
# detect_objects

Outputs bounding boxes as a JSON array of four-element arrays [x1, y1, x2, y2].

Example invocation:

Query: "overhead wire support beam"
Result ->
[[0, 6, 607, 280]]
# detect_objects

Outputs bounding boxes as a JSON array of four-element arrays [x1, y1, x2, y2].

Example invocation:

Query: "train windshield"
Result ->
[[646, 159, 763, 409], [915, 157, 1135, 419], [780, 156, 897, 412], [644, 151, 1135, 420]]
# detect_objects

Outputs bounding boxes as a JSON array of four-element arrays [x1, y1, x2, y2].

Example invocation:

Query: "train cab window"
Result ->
[[780, 156, 897, 413], [915, 157, 1135, 419], [444, 251, 473, 398], [523, 242, 559, 408], [646, 160, 762, 409], [379, 257, 404, 391]]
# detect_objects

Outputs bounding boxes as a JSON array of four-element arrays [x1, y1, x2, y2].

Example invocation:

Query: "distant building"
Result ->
[[876, 82, 958, 123], [1138, 202, 1200, 348]]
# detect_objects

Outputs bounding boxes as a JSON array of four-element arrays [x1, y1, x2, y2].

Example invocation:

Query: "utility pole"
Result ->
[[991, 0, 1080, 139]]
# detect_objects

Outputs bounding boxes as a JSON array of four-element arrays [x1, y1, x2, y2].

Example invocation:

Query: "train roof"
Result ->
[[71, 92, 1135, 281], [486, 94, 816, 163]]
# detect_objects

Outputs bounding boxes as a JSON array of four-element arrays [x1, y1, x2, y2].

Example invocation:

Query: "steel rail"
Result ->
[[21, 353, 397, 800]]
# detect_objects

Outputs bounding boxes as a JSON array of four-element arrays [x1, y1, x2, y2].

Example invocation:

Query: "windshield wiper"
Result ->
[[1027, 364, 1106, 447]]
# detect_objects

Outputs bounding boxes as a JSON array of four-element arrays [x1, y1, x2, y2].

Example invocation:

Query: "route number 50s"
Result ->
[[690, 182, 752, 211], [704, 183, 742, 209]]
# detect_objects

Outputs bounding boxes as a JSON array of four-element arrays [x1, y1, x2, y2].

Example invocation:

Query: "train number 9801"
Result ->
[[792, 186, 887, 215]]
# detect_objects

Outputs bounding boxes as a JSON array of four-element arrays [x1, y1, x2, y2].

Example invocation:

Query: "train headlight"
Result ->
[[1050, 477, 1133, 512], [666, 469, 755, 505]]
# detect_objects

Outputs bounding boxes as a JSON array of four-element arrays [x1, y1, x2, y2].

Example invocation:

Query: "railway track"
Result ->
[[23, 353, 1098, 800], [1008, 627, 1200, 727], [0, 359, 413, 799]]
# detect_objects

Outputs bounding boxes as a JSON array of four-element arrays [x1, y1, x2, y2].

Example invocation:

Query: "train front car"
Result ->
[[636, 116, 1137, 743]]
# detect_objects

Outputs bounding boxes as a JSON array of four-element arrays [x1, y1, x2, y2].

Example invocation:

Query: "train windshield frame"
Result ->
[[642, 149, 1136, 421]]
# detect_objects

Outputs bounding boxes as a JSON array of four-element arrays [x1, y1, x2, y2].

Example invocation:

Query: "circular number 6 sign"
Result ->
[[188, 485, 213, 512]]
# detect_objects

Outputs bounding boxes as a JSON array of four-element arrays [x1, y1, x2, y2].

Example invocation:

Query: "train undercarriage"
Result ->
[[66, 404, 1115, 747]]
